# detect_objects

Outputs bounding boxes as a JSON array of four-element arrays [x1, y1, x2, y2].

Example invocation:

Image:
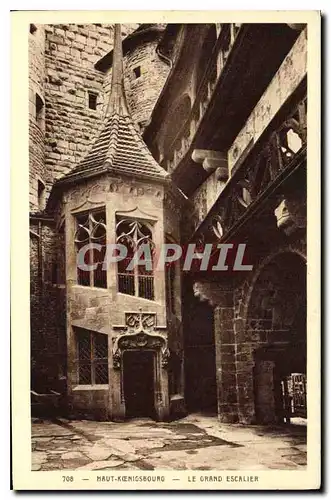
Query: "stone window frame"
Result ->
[[35, 93, 45, 131], [133, 65, 142, 79], [74, 208, 107, 289], [86, 89, 99, 111], [116, 216, 155, 301], [75, 328, 109, 386], [29, 24, 37, 35], [37, 178, 46, 211]]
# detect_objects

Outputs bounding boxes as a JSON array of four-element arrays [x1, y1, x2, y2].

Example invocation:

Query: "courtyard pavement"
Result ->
[[31, 413, 307, 471]]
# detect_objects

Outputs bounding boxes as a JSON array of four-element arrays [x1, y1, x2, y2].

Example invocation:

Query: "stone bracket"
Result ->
[[192, 149, 228, 179]]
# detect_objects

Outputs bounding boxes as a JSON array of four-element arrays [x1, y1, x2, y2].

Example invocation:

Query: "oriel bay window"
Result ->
[[76, 328, 109, 385], [75, 210, 107, 288], [116, 218, 155, 300]]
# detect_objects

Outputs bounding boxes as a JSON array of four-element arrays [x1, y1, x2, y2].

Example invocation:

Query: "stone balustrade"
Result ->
[[191, 96, 307, 242]]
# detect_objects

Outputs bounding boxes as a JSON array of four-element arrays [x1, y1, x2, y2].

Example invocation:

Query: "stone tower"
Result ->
[[46, 24, 185, 421], [96, 24, 169, 131], [29, 23, 46, 212]]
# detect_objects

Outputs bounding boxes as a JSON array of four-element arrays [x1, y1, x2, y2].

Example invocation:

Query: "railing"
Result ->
[[191, 96, 307, 241], [164, 23, 242, 174]]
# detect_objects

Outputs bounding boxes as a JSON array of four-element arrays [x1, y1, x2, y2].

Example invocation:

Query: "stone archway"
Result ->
[[110, 310, 170, 422], [239, 251, 306, 424]]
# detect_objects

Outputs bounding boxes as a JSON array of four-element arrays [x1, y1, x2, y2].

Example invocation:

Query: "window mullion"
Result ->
[[135, 267, 139, 297], [90, 236, 94, 287], [134, 230, 139, 297]]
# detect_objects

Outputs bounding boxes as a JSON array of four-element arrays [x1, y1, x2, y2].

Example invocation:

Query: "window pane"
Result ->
[[77, 330, 91, 384], [94, 333, 108, 359], [118, 250, 135, 295], [138, 275, 154, 300], [93, 333, 108, 384], [93, 236, 107, 288], [78, 330, 91, 360], [94, 361, 108, 384], [118, 272, 135, 295], [76, 242, 91, 286], [79, 363, 92, 384], [116, 218, 155, 299]]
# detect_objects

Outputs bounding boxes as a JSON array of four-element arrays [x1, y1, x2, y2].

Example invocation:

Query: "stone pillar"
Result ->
[[109, 363, 125, 422], [155, 357, 170, 421], [214, 288, 238, 423], [234, 281, 256, 424]]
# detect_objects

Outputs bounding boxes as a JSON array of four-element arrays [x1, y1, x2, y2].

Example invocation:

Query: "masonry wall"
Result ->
[[29, 25, 46, 211], [228, 27, 307, 171], [42, 24, 138, 192], [30, 221, 67, 396]]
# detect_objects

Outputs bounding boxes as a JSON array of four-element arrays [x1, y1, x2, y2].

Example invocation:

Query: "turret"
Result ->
[[29, 23, 46, 212]]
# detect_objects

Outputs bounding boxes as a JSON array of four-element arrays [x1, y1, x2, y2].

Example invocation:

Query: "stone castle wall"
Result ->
[[43, 24, 137, 190], [30, 220, 67, 394], [29, 25, 46, 211], [29, 23, 168, 211]]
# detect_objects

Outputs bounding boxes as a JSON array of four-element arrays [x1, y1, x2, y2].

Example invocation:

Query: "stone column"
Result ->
[[214, 288, 238, 423], [254, 360, 277, 424], [233, 281, 256, 424], [155, 358, 170, 421], [109, 361, 125, 422]]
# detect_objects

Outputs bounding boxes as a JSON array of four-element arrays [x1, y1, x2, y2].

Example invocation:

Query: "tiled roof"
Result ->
[[58, 112, 168, 184], [56, 24, 168, 187]]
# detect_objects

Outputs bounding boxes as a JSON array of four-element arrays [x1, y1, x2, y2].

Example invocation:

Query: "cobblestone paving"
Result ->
[[31, 413, 307, 471]]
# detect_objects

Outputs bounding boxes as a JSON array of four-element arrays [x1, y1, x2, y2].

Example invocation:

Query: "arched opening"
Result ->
[[246, 252, 306, 425], [182, 278, 217, 414]]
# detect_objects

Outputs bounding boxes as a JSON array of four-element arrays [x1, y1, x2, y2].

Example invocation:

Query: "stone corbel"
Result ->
[[192, 149, 228, 181]]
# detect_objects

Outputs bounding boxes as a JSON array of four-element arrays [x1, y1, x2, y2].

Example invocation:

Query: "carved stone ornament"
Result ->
[[112, 308, 168, 369], [68, 178, 109, 210]]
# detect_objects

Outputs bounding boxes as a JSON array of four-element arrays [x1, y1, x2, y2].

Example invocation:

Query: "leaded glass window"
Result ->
[[76, 329, 108, 385], [74, 210, 107, 288], [116, 218, 155, 300]]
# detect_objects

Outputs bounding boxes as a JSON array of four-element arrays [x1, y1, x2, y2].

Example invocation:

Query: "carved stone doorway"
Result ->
[[123, 350, 155, 419]]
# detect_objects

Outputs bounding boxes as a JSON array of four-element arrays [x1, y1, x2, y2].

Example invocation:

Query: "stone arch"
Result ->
[[236, 249, 307, 424], [110, 310, 170, 421], [243, 247, 306, 329]]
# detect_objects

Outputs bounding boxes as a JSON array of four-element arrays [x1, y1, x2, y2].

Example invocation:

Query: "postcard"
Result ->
[[11, 10, 321, 490]]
